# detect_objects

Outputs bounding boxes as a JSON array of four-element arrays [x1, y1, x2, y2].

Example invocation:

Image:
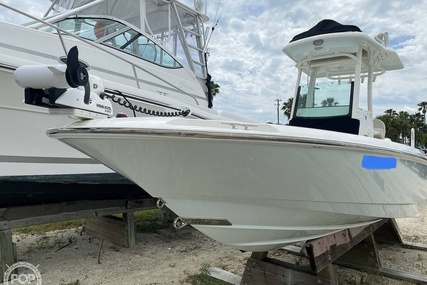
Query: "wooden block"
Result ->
[[317, 264, 338, 285], [209, 267, 241, 285], [283, 245, 303, 256], [241, 257, 332, 285], [1, 230, 16, 281], [251, 251, 268, 260], [335, 234, 381, 271], [304, 219, 386, 273], [85, 215, 129, 247], [123, 212, 135, 247], [380, 267, 427, 283]]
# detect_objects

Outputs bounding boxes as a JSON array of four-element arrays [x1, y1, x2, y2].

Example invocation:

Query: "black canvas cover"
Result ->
[[290, 19, 362, 42], [289, 116, 360, 135]]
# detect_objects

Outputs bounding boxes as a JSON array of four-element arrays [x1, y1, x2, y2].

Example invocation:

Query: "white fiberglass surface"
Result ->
[[53, 133, 427, 214]]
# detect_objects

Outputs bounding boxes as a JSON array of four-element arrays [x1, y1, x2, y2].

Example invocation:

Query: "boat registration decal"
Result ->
[[361, 155, 397, 170]]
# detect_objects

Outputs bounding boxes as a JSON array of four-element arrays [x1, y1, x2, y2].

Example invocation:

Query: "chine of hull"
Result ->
[[48, 118, 427, 251]]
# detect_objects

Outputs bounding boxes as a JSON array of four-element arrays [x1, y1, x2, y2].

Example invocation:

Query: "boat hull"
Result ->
[[48, 118, 427, 251], [0, 67, 114, 177]]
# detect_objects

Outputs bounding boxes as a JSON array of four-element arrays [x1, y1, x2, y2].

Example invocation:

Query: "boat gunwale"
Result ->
[[46, 126, 427, 163]]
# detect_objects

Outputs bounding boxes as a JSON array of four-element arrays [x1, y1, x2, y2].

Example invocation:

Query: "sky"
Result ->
[[1, 0, 427, 123]]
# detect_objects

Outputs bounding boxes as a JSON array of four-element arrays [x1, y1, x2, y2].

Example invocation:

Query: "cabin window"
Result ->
[[52, 18, 181, 68], [294, 81, 353, 118], [55, 18, 127, 41], [105, 30, 180, 68]]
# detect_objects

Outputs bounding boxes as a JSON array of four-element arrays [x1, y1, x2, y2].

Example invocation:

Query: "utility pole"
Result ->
[[275, 99, 282, 124]]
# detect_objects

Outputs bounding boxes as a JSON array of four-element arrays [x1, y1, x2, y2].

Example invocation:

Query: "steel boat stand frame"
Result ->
[[209, 219, 427, 284]]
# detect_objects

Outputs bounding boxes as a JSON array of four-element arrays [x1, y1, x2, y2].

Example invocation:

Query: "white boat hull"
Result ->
[[0, 63, 115, 177], [48, 118, 427, 251], [0, 65, 113, 176]]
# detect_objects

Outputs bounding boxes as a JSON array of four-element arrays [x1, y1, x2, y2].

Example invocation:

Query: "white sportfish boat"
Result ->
[[0, 0, 247, 206], [25, 20, 427, 251]]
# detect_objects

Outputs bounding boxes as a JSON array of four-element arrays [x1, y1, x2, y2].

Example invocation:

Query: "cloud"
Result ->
[[0, 1, 50, 24], [207, 0, 427, 122]]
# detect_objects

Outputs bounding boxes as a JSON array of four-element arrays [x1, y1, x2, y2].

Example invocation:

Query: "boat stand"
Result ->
[[0, 198, 156, 281], [236, 219, 427, 285]]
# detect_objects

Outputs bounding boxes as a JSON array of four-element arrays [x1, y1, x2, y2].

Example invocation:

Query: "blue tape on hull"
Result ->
[[362, 155, 397, 170]]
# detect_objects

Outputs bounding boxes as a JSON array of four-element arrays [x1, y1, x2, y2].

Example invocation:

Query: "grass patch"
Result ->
[[186, 263, 231, 285], [13, 209, 164, 235], [134, 209, 165, 233], [13, 220, 83, 235]]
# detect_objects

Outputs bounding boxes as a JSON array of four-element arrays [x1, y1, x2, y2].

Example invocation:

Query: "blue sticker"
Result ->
[[362, 155, 397, 170]]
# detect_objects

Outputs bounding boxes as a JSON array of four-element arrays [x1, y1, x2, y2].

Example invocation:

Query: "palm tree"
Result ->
[[209, 81, 220, 97], [297, 94, 307, 108], [397, 111, 411, 144], [409, 112, 425, 147], [384, 109, 397, 117], [378, 107, 427, 147], [321, 97, 339, 107], [376, 109, 400, 142], [281, 97, 293, 121], [418, 101, 427, 122]]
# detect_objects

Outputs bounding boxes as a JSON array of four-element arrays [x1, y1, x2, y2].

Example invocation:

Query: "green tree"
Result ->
[[418, 101, 427, 122], [384, 109, 398, 117], [397, 111, 410, 144], [321, 97, 339, 107], [376, 106, 427, 148], [376, 109, 400, 142], [297, 94, 307, 108], [409, 112, 425, 147], [281, 97, 293, 121], [209, 81, 220, 97]]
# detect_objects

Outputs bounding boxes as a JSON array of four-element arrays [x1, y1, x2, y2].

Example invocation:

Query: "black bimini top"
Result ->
[[290, 19, 362, 42]]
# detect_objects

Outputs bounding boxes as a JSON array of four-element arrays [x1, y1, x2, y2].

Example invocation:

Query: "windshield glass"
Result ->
[[56, 18, 126, 41], [294, 81, 353, 118], [49, 17, 182, 68]]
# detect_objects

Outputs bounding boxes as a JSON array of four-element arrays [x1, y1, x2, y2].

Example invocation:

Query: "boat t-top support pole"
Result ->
[[289, 68, 303, 120], [351, 46, 363, 118], [367, 52, 374, 113], [139, 0, 146, 33]]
